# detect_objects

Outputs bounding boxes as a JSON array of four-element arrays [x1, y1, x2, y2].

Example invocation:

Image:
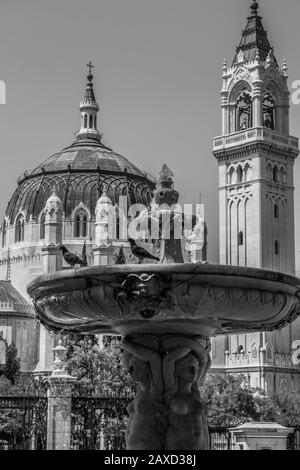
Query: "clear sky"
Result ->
[[0, 0, 300, 268]]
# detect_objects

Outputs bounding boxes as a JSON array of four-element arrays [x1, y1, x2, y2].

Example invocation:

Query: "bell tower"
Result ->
[[212, 1, 300, 394]]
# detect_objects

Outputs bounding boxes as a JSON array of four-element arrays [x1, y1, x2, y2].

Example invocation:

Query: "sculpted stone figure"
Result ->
[[122, 338, 166, 450], [121, 335, 211, 450], [163, 336, 211, 450]]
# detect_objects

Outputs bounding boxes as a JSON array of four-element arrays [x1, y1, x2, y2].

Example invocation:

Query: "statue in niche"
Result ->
[[263, 91, 275, 130], [162, 336, 211, 450], [122, 338, 166, 450], [237, 91, 252, 131], [264, 113, 274, 129]]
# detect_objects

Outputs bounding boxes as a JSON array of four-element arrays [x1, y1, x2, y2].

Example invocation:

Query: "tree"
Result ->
[[254, 392, 300, 427], [0, 342, 21, 385], [65, 334, 135, 449], [65, 334, 134, 396], [201, 373, 300, 429], [202, 373, 259, 428]]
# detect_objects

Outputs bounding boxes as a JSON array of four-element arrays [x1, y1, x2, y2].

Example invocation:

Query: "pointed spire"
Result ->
[[75, 62, 102, 143], [84, 61, 97, 103], [232, 1, 276, 65], [266, 48, 275, 66]]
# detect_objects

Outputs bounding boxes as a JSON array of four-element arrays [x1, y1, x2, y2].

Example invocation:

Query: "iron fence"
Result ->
[[71, 395, 131, 450], [288, 426, 300, 451], [209, 427, 237, 450], [0, 396, 47, 450]]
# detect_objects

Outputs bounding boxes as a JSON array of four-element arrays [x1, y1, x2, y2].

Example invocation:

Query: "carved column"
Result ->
[[46, 341, 76, 450], [122, 334, 211, 450]]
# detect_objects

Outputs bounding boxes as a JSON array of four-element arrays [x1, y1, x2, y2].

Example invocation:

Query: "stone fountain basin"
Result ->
[[27, 264, 300, 337]]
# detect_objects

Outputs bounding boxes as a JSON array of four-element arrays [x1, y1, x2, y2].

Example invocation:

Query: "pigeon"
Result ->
[[58, 245, 88, 268], [128, 238, 160, 264]]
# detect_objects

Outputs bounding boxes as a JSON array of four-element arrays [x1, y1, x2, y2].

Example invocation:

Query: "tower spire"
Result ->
[[232, 0, 275, 65], [75, 62, 102, 143]]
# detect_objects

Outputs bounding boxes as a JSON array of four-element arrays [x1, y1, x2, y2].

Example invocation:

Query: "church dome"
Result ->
[[5, 66, 155, 223]]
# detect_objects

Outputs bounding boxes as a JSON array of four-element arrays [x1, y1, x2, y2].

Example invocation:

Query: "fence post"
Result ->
[[46, 341, 76, 450]]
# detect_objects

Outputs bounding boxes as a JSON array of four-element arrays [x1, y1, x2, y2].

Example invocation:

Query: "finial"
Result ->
[[250, 0, 259, 16], [282, 59, 288, 76], [266, 48, 275, 65], [52, 186, 57, 196], [158, 164, 174, 187], [87, 60, 94, 82], [222, 58, 227, 72]]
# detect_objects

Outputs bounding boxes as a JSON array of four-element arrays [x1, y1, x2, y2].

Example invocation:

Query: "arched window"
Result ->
[[236, 90, 252, 131], [236, 166, 243, 183], [89, 115, 93, 128], [273, 166, 279, 183], [280, 167, 286, 184], [74, 209, 88, 238], [228, 167, 235, 185], [263, 90, 275, 130], [275, 240, 279, 255], [84, 114, 88, 128], [82, 214, 87, 237], [274, 204, 279, 219], [94, 115, 97, 129], [2, 220, 7, 248], [244, 163, 250, 181], [40, 212, 46, 239], [15, 215, 24, 243], [238, 231, 244, 246]]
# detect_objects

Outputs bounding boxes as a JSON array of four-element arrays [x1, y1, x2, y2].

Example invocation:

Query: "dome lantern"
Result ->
[[75, 62, 102, 143]]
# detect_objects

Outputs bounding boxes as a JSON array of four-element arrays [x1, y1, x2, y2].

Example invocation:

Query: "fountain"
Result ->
[[27, 166, 300, 450]]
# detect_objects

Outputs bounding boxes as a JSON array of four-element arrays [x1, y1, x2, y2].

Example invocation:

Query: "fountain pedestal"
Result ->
[[122, 333, 211, 450]]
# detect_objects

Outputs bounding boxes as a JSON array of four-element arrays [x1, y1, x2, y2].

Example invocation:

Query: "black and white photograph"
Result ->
[[0, 0, 300, 455]]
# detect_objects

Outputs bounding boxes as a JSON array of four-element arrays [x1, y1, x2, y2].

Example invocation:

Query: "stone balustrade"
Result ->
[[213, 127, 299, 152]]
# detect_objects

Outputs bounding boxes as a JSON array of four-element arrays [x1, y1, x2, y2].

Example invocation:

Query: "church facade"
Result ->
[[212, 1, 300, 395]]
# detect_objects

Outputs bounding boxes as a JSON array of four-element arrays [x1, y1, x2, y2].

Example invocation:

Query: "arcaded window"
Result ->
[[238, 231, 244, 246], [236, 90, 252, 131], [84, 114, 88, 128], [74, 210, 88, 238], [263, 91, 275, 130], [273, 166, 279, 183], [274, 204, 279, 219], [275, 240, 279, 255], [89, 115, 93, 128], [236, 165, 243, 183], [15, 215, 24, 243]]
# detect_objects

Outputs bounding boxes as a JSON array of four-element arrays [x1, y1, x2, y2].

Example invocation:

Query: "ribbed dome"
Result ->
[[5, 67, 156, 223], [5, 139, 155, 223]]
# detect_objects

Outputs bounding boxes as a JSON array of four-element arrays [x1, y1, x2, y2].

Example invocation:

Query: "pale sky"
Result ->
[[0, 0, 300, 269]]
